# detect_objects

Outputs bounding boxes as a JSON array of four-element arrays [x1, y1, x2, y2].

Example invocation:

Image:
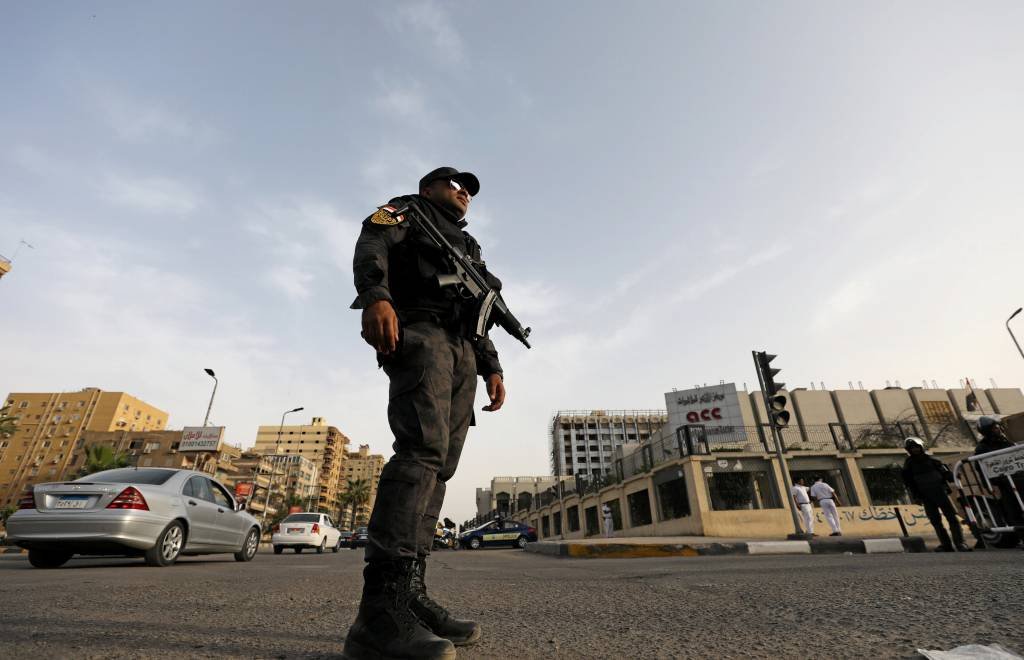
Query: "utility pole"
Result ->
[[752, 351, 803, 538]]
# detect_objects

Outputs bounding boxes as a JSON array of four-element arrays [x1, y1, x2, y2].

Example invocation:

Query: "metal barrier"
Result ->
[[953, 444, 1024, 544]]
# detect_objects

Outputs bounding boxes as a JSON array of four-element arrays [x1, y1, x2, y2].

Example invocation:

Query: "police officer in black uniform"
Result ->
[[901, 437, 971, 552], [343, 167, 506, 660]]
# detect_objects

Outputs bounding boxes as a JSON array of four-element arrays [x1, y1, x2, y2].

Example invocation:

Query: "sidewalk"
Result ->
[[525, 534, 928, 558]]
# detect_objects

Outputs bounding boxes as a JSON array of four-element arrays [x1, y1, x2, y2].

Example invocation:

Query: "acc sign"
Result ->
[[686, 408, 722, 423], [179, 426, 225, 452]]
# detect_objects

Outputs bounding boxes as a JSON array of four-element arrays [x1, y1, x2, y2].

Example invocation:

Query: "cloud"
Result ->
[[667, 242, 789, 304], [390, 0, 464, 64], [99, 173, 201, 214], [811, 278, 873, 332], [92, 88, 218, 144], [266, 264, 315, 301]]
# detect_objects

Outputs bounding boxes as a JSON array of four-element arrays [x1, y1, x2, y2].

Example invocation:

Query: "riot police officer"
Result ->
[[343, 167, 506, 659], [901, 437, 970, 552]]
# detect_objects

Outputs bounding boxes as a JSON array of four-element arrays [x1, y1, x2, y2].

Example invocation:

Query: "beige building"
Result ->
[[0, 254, 10, 280], [253, 416, 350, 518], [340, 444, 386, 526], [0, 388, 169, 507], [224, 451, 319, 521], [550, 410, 669, 478], [527, 384, 1024, 540], [473, 475, 576, 521]]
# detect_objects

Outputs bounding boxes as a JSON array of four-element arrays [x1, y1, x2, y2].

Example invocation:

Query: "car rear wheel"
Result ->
[[516, 535, 528, 549], [469, 537, 481, 550], [28, 548, 72, 569], [333, 538, 341, 553], [316, 538, 326, 554], [145, 521, 185, 567], [273, 545, 284, 555], [234, 528, 260, 562], [982, 530, 1020, 548], [294, 546, 303, 554]]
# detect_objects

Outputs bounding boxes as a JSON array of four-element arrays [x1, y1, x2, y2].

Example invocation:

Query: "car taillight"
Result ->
[[18, 489, 36, 510], [311, 523, 320, 534], [106, 486, 149, 510], [272, 524, 280, 534], [527, 527, 536, 535]]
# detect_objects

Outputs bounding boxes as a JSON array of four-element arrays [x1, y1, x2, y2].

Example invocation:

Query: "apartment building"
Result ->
[[340, 444, 385, 525], [549, 410, 669, 477], [253, 416, 350, 517], [0, 388, 169, 507]]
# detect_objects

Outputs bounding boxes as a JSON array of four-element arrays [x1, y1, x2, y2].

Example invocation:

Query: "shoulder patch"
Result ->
[[370, 205, 405, 226]]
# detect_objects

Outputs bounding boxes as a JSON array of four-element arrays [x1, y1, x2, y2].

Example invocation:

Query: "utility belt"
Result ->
[[398, 307, 469, 337]]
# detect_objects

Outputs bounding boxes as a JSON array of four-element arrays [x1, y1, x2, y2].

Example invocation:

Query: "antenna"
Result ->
[[931, 380, 938, 389], [922, 380, 928, 388], [11, 239, 35, 260], [820, 381, 826, 390], [958, 379, 965, 389], [810, 382, 816, 390], [848, 381, 853, 389], [858, 380, 864, 390], [885, 380, 891, 387], [895, 380, 901, 388], [990, 378, 998, 388]]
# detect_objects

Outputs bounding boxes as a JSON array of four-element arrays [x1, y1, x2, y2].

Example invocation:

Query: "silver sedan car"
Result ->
[[6, 467, 261, 568]]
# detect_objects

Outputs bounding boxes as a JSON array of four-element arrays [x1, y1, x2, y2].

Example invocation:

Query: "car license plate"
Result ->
[[55, 496, 89, 509], [288, 527, 303, 534]]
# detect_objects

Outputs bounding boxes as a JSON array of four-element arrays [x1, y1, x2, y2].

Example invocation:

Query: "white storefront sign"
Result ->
[[179, 426, 225, 452]]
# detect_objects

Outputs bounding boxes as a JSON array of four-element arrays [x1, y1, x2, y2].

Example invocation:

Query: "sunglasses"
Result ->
[[447, 179, 472, 197]]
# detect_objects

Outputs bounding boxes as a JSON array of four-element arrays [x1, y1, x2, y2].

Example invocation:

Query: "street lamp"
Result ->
[[1008, 308, 1024, 362], [260, 406, 304, 527], [202, 368, 218, 427]]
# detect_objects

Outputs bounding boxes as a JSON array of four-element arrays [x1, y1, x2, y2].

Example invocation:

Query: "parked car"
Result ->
[[349, 526, 368, 549], [6, 468, 261, 568], [339, 529, 353, 545], [459, 519, 536, 550], [271, 512, 343, 554]]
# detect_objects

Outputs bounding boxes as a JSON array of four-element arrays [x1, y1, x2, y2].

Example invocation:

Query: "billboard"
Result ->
[[665, 384, 744, 437], [179, 426, 225, 452]]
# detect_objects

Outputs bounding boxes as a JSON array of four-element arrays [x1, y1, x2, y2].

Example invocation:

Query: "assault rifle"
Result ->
[[388, 201, 532, 349]]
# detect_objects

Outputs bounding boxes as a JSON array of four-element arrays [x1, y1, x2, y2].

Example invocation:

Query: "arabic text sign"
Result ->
[[179, 426, 225, 452], [977, 445, 1024, 480]]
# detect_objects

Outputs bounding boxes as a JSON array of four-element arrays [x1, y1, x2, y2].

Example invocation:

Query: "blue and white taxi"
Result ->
[[459, 519, 536, 550]]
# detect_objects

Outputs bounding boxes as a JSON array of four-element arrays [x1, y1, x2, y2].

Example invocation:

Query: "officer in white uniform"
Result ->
[[602, 503, 614, 538], [790, 477, 814, 535], [810, 476, 842, 536]]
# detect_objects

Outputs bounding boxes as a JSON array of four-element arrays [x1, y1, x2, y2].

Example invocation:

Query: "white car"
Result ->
[[271, 512, 343, 554]]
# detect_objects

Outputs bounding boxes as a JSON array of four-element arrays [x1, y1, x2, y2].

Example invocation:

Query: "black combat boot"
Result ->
[[409, 555, 481, 646], [342, 560, 456, 660]]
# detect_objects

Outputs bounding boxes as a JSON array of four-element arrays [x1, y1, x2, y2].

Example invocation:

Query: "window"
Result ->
[[584, 505, 599, 536], [541, 515, 550, 537], [577, 457, 586, 463], [627, 490, 653, 527], [920, 400, 956, 424], [860, 464, 912, 505], [207, 480, 233, 508], [654, 469, 691, 520], [18, 401, 28, 409], [566, 505, 580, 532], [705, 470, 781, 511]]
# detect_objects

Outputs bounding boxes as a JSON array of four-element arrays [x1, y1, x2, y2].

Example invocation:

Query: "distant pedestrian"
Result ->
[[902, 437, 971, 552], [791, 477, 814, 536], [602, 503, 614, 538], [810, 476, 842, 536]]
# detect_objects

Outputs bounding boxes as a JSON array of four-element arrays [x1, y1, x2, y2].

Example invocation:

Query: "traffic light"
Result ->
[[755, 351, 790, 429]]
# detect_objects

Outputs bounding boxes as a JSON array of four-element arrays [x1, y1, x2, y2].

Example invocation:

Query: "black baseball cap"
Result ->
[[419, 166, 480, 197]]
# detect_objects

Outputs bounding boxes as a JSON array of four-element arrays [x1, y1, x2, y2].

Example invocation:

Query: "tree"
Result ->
[[79, 445, 130, 477], [0, 406, 18, 438], [336, 491, 353, 528], [342, 478, 371, 528]]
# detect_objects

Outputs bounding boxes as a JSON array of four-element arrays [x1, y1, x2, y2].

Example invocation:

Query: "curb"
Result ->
[[524, 536, 926, 558]]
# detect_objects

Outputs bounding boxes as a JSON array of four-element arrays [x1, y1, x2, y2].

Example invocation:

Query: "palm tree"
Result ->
[[342, 478, 371, 528], [79, 444, 130, 477], [0, 406, 18, 438], [335, 491, 353, 528]]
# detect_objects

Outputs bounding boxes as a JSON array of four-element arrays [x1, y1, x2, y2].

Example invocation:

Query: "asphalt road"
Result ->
[[1, 546, 1021, 659]]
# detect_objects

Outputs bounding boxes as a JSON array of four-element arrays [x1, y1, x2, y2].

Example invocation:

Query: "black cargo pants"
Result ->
[[922, 492, 965, 548], [366, 321, 477, 562]]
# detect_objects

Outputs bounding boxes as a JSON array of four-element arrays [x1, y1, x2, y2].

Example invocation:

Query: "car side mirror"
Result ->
[[235, 499, 247, 512]]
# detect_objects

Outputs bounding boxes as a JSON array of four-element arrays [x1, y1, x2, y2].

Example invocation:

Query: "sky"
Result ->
[[2, 1, 1023, 523]]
